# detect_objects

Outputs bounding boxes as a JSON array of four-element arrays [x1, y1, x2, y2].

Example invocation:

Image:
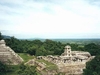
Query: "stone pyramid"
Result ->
[[0, 40, 23, 65]]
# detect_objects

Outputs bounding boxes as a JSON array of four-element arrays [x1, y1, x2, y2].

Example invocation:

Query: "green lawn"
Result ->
[[17, 53, 34, 62]]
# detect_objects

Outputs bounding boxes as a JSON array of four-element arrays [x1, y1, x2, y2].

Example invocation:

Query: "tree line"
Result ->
[[0, 34, 84, 56], [1, 32, 100, 75], [0, 32, 100, 56]]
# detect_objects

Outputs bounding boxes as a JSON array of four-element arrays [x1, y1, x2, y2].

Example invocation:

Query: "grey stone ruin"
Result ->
[[37, 45, 95, 75], [0, 40, 23, 65]]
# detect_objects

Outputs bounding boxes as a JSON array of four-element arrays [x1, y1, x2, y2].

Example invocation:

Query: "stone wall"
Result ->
[[36, 45, 95, 75], [0, 40, 23, 65]]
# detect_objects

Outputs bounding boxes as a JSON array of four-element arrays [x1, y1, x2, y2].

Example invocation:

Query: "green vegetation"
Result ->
[[1, 32, 100, 56], [83, 55, 100, 75], [0, 61, 10, 75], [16, 63, 40, 75], [0, 32, 3, 40], [0, 62, 40, 75], [84, 43, 100, 56], [18, 53, 34, 62], [1, 32, 100, 75], [4, 35, 100, 56], [3, 35, 85, 56]]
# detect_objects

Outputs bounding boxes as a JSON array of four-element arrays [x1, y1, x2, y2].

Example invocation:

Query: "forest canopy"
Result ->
[[0, 32, 100, 56], [1, 32, 100, 75]]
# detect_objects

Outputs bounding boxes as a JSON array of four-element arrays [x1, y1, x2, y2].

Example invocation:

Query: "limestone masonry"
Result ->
[[0, 40, 23, 65], [37, 45, 95, 75], [0, 39, 95, 75]]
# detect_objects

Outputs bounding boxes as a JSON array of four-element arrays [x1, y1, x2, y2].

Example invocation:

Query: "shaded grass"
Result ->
[[6, 65, 20, 75], [17, 53, 34, 62]]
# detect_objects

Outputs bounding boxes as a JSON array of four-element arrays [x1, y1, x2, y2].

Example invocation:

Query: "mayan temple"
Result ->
[[36, 45, 95, 75], [0, 40, 23, 65]]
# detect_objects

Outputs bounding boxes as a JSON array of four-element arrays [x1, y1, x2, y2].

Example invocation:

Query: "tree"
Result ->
[[0, 61, 11, 75], [70, 44, 78, 51], [84, 43, 100, 56], [83, 55, 100, 75], [0, 32, 3, 40], [35, 46, 47, 56], [17, 63, 39, 75], [27, 45, 37, 55], [5, 37, 23, 53]]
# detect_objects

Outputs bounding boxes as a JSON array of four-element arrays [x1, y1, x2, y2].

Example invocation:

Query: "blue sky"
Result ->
[[0, 0, 100, 39]]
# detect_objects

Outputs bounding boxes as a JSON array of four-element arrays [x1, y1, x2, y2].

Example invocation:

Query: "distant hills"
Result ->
[[51, 39, 100, 44], [26, 38, 100, 45], [1, 35, 100, 45], [2, 35, 11, 39]]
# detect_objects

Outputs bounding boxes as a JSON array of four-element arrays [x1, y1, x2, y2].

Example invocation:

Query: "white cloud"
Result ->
[[0, 0, 100, 38]]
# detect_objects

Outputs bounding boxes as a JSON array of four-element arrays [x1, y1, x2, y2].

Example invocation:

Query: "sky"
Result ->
[[0, 0, 100, 39]]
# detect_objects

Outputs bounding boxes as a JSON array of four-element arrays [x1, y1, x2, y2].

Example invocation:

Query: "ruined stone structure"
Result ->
[[42, 45, 92, 64], [37, 45, 94, 75], [62, 45, 72, 56], [60, 45, 91, 63], [0, 40, 23, 65]]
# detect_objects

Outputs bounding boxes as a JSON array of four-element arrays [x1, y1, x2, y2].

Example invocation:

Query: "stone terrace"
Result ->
[[0, 40, 23, 65]]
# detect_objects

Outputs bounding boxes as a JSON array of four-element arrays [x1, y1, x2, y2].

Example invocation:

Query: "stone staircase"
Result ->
[[0, 40, 23, 65]]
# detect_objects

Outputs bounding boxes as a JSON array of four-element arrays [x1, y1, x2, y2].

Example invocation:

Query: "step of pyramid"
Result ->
[[0, 40, 24, 65]]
